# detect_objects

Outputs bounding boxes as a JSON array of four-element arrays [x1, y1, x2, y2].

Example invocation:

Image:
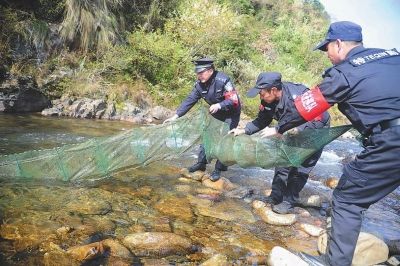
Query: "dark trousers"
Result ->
[[270, 148, 323, 204], [197, 114, 240, 171], [328, 126, 400, 266]]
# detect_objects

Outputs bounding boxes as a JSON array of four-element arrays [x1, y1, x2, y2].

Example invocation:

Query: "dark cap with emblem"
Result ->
[[246, 72, 282, 98], [314, 21, 363, 51], [193, 57, 214, 73]]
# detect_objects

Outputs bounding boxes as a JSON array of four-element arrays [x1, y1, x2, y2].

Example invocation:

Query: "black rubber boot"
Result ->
[[188, 162, 206, 173], [209, 169, 221, 182], [272, 201, 294, 214], [298, 252, 329, 266]]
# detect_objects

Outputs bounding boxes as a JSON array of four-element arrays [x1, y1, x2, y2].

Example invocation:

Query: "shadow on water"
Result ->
[[0, 114, 399, 265]]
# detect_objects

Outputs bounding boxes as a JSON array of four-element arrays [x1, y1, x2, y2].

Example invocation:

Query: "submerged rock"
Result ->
[[200, 254, 228, 266], [201, 176, 238, 191], [193, 197, 256, 223], [67, 241, 105, 261], [122, 232, 195, 257], [43, 249, 80, 266], [154, 196, 194, 223], [252, 200, 297, 226], [102, 239, 133, 260], [180, 168, 205, 181], [246, 255, 268, 265], [0, 221, 57, 252]]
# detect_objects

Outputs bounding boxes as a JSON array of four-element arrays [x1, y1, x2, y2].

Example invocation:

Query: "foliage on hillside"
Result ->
[[0, 0, 347, 123]]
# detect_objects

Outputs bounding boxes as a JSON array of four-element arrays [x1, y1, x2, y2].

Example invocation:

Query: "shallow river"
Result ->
[[0, 113, 399, 265]]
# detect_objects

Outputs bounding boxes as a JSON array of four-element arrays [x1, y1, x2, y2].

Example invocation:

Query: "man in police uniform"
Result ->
[[229, 72, 330, 214], [164, 57, 241, 181], [266, 21, 400, 266]]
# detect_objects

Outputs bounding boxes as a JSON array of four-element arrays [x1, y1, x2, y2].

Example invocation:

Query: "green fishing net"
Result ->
[[0, 106, 351, 181]]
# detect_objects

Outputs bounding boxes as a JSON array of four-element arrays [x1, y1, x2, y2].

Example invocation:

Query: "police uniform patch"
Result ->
[[350, 49, 400, 66], [224, 81, 234, 92]]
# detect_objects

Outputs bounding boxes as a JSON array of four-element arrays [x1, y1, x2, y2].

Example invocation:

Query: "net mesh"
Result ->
[[0, 106, 352, 181]]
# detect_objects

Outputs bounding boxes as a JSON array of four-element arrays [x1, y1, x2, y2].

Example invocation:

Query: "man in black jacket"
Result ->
[[269, 21, 400, 266], [164, 57, 241, 181], [230, 72, 330, 214]]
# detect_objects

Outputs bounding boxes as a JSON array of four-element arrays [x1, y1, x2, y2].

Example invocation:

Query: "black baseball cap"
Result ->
[[314, 21, 363, 51], [246, 72, 282, 98]]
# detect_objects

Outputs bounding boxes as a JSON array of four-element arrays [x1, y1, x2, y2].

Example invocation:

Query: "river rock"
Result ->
[[154, 196, 194, 223], [65, 189, 112, 215], [180, 168, 205, 181], [246, 255, 268, 265], [0, 221, 56, 251], [0, 75, 50, 112], [294, 207, 311, 218], [122, 232, 195, 257], [299, 223, 324, 237], [200, 254, 228, 266], [103, 102, 116, 119], [267, 246, 308, 266], [224, 187, 253, 199], [175, 184, 192, 193], [252, 200, 297, 226], [228, 234, 273, 256], [140, 258, 171, 265], [193, 197, 256, 223], [102, 239, 133, 259], [298, 194, 322, 207], [194, 188, 222, 202], [196, 193, 222, 202], [67, 241, 104, 261], [43, 249, 80, 266], [202, 176, 238, 191], [150, 106, 173, 121], [56, 226, 73, 238], [318, 231, 389, 265], [153, 216, 172, 232]]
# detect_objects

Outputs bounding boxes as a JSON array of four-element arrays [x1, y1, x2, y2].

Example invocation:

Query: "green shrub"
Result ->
[[127, 30, 193, 106]]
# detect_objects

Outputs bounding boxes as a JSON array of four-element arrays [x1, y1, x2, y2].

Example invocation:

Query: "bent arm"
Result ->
[[277, 68, 350, 134]]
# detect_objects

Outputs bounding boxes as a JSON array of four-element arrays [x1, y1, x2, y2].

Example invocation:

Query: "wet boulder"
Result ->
[[154, 195, 195, 223], [67, 241, 105, 261], [192, 197, 256, 223], [252, 200, 297, 226], [122, 232, 195, 257], [200, 254, 228, 266], [0, 75, 50, 112], [180, 168, 205, 181], [201, 176, 238, 191], [102, 239, 133, 260], [150, 105, 173, 121], [299, 223, 324, 237]]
